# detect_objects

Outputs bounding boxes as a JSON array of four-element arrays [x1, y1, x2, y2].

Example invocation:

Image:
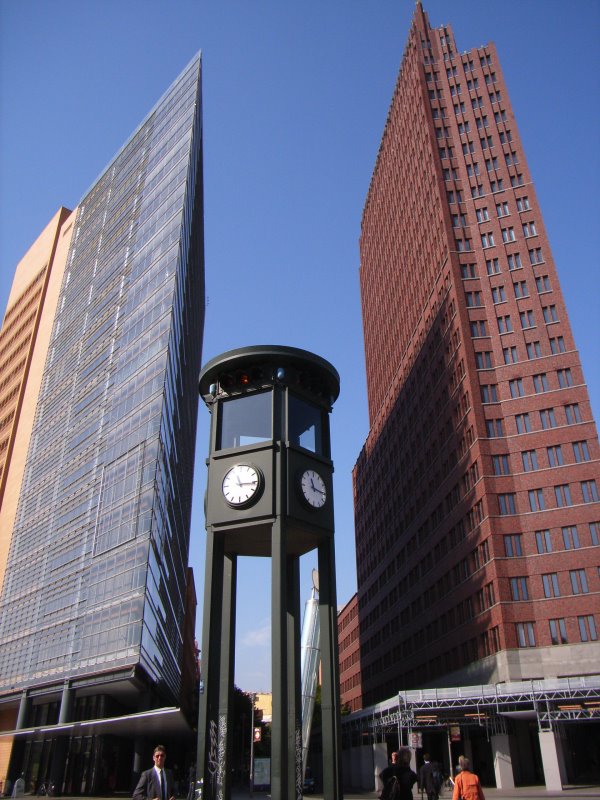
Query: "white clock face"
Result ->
[[222, 464, 262, 507], [301, 469, 327, 508]]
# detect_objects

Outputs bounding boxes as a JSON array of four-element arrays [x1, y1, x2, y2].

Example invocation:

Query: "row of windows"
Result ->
[[502, 526, 599, 557], [493, 440, 592, 476], [498, 480, 599, 515], [480, 368, 576, 404], [510, 568, 593, 601], [486, 407, 555, 444], [517, 616, 597, 648]]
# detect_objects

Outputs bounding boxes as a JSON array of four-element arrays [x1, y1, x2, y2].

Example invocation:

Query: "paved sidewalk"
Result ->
[[40, 789, 600, 800], [228, 787, 600, 799]]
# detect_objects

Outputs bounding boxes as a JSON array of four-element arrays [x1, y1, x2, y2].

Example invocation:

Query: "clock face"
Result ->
[[300, 469, 327, 509], [222, 464, 262, 507]]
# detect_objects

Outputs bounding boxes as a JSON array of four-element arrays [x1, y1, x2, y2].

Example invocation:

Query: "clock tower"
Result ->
[[195, 345, 343, 800]]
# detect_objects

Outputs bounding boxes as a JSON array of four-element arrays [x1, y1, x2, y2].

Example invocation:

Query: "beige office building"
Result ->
[[0, 207, 74, 782]]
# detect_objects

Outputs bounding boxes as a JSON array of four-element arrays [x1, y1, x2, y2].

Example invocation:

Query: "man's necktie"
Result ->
[[160, 770, 166, 800]]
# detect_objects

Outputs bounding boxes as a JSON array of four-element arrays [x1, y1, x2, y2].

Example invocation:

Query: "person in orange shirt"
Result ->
[[452, 757, 485, 800]]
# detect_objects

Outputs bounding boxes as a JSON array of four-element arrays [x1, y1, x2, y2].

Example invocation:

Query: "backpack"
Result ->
[[432, 766, 443, 790], [381, 776, 402, 800]]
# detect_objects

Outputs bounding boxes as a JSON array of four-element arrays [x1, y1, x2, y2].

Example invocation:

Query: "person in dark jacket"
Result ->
[[418, 754, 440, 800], [380, 748, 417, 800], [133, 746, 175, 800]]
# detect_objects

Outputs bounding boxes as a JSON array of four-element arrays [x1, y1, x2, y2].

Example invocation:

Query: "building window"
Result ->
[[501, 227, 516, 243], [590, 522, 600, 546], [513, 280, 528, 298], [481, 232, 495, 248], [498, 493, 517, 515], [522, 221, 537, 237], [549, 618, 568, 645], [540, 408, 557, 429], [562, 526, 580, 550], [509, 378, 524, 398], [516, 622, 536, 647], [492, 286, 506, 303], [536, 275, 551, 293], [470, 320, 488, 337], [456, 238, 472, 251], [549, 336, 565, 354], [503, 345, 518, 364], [486, 257, 500, 275], [499, 129, 513, 144], [578, 616, 598, 642], [529, 488, 545, 511], [516, 196, 530, 211], [507, 253, 522, 270], [529, 247, 543, 265], [570, 569, 589, 595], [526, 341, 542, 359], [492, 454, 510, 475], [543, 305, 559, 324], [519, 310, 535, 329], [510, 172, 524, 187], [497, 315, 512, 333], [581, 480, 599, 503], [557, 368, 573, 388], [510, 577, 529, 601], [521, 450, 538, 472], [533, 373, 549, 393], [496, 201, 509, 217], [564, 403, 582, 424], [554, 484, 573, 507], [472, 184, 484, 198], [504, 534, 523, 557], [481, 384, 499, 403], [476, 207, 489, 222], [476, 351, 493, 369], [486, 418, 504, 437], [515, 413, 531, 434], [490, 178, 504, 192], [573, 441, 590, 463], [547, 445, 563, 467], [466, 291, 482, 307], [542, 573, 560, 598], [460, 263, 477, 278], [535, 529, 552, 554]]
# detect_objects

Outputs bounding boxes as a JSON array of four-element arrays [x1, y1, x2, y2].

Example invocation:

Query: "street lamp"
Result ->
[[249, 693, 255, 797]]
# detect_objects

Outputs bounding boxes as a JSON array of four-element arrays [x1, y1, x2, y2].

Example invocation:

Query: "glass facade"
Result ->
[[0, 54, 204, 703]]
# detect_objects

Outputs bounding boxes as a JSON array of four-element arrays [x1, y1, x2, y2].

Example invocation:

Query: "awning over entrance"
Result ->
[[0, 706, 193, 740]]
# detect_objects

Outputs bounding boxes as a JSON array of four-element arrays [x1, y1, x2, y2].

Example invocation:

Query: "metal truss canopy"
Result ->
[[342, 675, 600, 740]]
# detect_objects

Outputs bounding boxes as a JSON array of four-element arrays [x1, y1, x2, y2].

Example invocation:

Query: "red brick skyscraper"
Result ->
[[354, 3, 600, 708]]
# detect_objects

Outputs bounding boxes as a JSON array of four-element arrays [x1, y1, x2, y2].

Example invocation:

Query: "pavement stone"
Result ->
[[40, 788, 600, 800]]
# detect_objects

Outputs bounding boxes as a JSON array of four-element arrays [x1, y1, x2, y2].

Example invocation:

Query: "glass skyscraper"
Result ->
[[0, 54, 204, 794]]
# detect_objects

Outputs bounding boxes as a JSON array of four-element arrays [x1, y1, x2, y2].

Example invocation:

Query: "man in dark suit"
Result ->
[[133, 745, 176, 800]]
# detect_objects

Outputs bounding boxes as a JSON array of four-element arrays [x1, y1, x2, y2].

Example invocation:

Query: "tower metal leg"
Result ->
[[287, 555, 302, 800], [271, 519, 287, 800], [196, 530, 237, 800]]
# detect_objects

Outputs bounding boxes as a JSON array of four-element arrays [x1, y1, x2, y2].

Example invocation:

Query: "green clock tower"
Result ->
[[196, 345, 343, 800]]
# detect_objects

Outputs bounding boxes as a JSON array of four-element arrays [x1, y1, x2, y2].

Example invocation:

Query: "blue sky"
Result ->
[[1, 0, 599, 693]]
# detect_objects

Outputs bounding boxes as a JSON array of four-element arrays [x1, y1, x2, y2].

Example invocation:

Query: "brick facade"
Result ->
[[354, 3, 600, 707], [338, 593, 362, 711]]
